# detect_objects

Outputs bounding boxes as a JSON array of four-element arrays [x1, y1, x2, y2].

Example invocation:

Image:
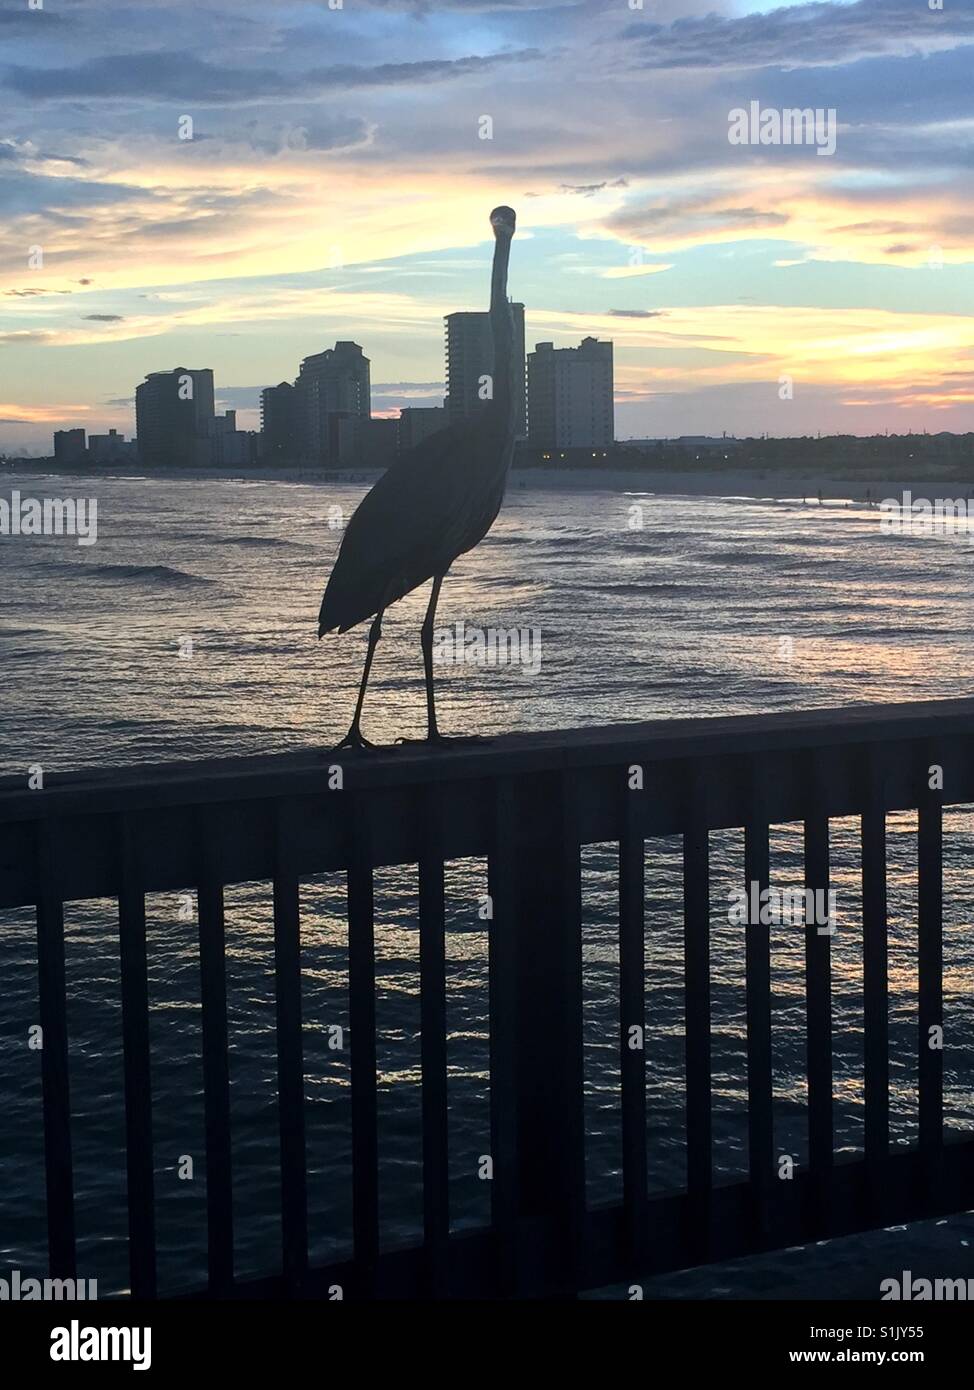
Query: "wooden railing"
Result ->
[[2, 698, 974, 1299]]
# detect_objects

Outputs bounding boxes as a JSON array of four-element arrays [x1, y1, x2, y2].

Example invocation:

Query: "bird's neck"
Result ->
[[489, 237, 513, 422]]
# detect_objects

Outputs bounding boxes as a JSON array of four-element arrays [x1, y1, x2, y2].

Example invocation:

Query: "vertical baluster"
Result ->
[[804, 798, 833, 1234], [488, 778, 518, 1295], [619, 779, 648, 1270], [504, 770, 584, 1296], [683, 767, 711, 1258], [347, 793, 378, 1293], [117, 817, 156, 1297], [744, 763, 773, 1233], [196, 819, 233, 1293], [861, 748, 889, 1203], [35, 818, 76, 1279], [917, 768, 943, 1181], [273, 802, 307, 1289], [418, 790, 448, 1295], [558, 771, 585, 1291]]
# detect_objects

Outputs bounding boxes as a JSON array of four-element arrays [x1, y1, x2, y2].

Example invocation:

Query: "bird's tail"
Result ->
[[318, 571, 360, 637]]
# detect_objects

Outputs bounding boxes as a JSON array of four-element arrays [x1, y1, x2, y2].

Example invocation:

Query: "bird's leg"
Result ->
[[421, 574, 444, 740], [398, 576, 489, 747], [330, 610, 383, 752]]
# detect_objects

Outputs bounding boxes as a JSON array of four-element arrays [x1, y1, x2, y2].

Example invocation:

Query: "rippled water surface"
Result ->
[[2, 471, 973, 1294]]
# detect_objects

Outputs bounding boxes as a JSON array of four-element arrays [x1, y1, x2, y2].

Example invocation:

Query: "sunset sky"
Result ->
[[1, 0, 973, 453]]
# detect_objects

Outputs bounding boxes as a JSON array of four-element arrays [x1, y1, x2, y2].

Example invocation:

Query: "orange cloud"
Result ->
[[0, 401, 95, 423]]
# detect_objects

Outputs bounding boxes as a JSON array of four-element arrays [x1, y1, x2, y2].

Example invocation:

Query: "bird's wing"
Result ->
[[318, 420, 487, 634]]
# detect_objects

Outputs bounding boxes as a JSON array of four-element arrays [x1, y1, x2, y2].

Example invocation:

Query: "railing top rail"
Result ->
[[2, 696, 974, 823]]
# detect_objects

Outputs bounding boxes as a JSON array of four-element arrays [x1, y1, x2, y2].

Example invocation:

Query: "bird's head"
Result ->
[[490, 206, 516, 240]]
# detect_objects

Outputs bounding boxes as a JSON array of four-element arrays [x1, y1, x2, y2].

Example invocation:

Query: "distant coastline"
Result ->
[[4, 459, 974, 503], [7, 430, 974, 502]]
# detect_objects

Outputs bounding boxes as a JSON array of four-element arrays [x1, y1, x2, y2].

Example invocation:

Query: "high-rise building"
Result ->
[[135, 368, 215, 467], [53, 428, 86, 463], [398, 406, 447, 454], [527, 337, 614, 450], [444, 306, 526, 437], [294, 341, 370, 464], [260, 382, 301, 463]]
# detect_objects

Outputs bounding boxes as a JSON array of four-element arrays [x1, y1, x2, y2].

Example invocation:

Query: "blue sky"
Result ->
[[1, 0, 972, 451]]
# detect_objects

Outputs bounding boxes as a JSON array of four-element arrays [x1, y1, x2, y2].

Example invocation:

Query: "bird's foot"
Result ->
[[396, 732, 492, 749], [326, 727, 379, 755]]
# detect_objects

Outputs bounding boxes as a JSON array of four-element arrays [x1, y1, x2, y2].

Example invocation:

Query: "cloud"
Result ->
[[372, 391, 445, 409], [600, 264, 675, 279], [607, 193, 790, 248], [0, 8, 63, 29], [618, 0, 974, 74], [0, 331, 56, 345], [40, 151, 90, 168], [0, 138, 89, 168], [558, 179, 629, 197], [363, 0, 573, 8], [372, 381, 445, 390], [82, 313, 124, 321], [0, 167, 149, 217], [607, 309, 665, 318], [240, 117, 372, 156], [214, 386, 265, 409], [5, 48, 541, 104]]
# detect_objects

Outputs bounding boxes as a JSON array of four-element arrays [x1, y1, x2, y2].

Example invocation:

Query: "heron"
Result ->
[[318, 204, 519, 749]]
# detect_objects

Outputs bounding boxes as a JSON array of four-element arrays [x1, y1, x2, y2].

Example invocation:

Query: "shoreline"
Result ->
[[4, 460, 974, 503], [508, 467, 974, 501]]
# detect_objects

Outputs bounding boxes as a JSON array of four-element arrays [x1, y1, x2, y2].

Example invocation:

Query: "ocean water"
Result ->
[[2, 470, 973, 1295]]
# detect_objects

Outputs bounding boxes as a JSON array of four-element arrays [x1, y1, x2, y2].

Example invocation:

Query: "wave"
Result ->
[[699, 548, 778, 565], [217, 535, 301, 549], [581, 581, 715, 597], [79, 563, 216, 588], [490, 530, 606, 548]]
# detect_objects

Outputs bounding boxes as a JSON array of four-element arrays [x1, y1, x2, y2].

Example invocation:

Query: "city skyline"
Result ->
[[64, 316, 616, 467], [17, 312, 613, 459], [2, 0, 974, 454]]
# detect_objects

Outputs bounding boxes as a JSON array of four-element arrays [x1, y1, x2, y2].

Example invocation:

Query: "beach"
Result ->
[[6, 459, 974, 504]]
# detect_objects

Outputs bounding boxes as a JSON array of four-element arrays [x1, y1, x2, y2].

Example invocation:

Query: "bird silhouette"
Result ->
[[318, 205, 518, 749]]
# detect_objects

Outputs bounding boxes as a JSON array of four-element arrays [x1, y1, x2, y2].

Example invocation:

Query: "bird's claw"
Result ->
[[326, 728, 379, 754]]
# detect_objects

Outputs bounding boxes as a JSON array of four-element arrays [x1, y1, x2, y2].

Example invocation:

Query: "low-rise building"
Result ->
[[87, 428, 130, 462], [398, 406, 447, 454]]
